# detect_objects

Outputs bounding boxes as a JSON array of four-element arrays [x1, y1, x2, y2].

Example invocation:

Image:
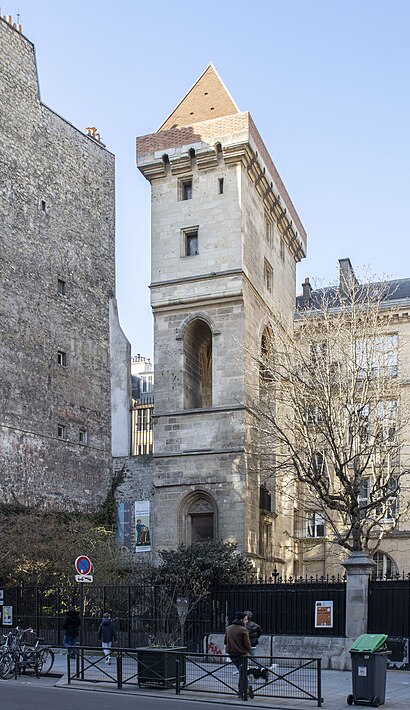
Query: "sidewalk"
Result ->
[[51, 652, 410, 709]]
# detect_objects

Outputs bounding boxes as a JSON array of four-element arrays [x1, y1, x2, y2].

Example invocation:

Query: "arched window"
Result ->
[[183, 319, 212, 408], [373, 551, 398, 578]]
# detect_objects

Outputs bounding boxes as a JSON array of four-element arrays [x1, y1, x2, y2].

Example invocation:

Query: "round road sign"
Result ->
[[75, 555, 92, 575]]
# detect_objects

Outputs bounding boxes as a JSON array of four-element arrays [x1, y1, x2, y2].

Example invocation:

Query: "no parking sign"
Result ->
[[75, 555, 93, 582]]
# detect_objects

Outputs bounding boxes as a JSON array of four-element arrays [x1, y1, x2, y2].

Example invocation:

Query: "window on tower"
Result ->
[[182, 227, 199, 256], [179, 177, 193, 201], [264, 259, 273, 294]]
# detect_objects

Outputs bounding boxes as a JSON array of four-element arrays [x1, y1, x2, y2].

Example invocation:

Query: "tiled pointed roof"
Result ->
[[158, 63, 240, 131]]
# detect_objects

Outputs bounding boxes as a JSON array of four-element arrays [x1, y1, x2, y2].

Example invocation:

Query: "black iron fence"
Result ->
[[210, 577, 346, 637], [368, 574, 410, 638], [4, 573, 410, 648], [1, 577, 346, 650], [0, 584, 209, 651], [67, 647, 323, 705]]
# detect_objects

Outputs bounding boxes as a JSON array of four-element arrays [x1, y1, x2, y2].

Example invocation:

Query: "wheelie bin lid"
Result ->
[[350, 633, 388, 652]]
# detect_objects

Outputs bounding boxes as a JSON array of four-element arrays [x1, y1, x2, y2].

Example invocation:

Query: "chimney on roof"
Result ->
[[85, 127, 101, 142], [302, 277, 312, 301], [339, 258, 359, 299]]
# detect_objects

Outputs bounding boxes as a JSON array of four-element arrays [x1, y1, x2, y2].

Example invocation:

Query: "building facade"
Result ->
[[129, 65, 307, 576], [0, 16, 130, 510], [294, 259, 410, 577], [131, 355, 154, 456]]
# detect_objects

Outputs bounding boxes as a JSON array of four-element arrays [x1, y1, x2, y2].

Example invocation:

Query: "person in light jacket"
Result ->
[[98, 612, 117, 664]]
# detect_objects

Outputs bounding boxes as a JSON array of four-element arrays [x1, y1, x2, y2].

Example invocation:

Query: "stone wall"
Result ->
[[206, 633, 352, 671], [0, 19, 116, 509]]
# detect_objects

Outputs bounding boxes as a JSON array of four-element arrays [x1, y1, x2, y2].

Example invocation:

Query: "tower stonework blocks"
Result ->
[[136, 65, 307, 575], [0, 18, 127, 509]]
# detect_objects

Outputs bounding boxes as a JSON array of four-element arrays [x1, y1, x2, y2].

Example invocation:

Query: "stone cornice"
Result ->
[[137, 114, 306, 262]]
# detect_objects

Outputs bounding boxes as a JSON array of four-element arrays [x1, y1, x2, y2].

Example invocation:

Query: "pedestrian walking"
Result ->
[[244, 610, 262, 656], [62, 607, 81, 658], [98, 612, 117, 664], [224, 611, 253, 699]]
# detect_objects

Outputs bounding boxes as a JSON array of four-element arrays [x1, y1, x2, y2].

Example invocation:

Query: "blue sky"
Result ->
[[13, 1, 410, 359]]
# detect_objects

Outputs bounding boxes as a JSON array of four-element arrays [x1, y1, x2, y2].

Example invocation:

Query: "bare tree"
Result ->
[[252, 278, 410, 558]]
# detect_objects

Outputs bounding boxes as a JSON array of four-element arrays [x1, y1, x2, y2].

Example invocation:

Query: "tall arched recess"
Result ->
[[183, 318, 212, 409]]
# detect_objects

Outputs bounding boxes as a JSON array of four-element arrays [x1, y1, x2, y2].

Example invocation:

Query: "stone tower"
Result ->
[[0, 17, 130, 510], [136, 65, 306, 576]]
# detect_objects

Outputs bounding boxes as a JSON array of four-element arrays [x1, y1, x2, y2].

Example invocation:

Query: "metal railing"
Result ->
[[67, 647, 322, 705]]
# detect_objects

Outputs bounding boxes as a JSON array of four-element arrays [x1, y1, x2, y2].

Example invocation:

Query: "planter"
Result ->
[[136, 647, 187, 687]]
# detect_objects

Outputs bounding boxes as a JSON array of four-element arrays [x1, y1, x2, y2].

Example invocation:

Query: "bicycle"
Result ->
[[0, 627, 54, 678], [21, 629, 55, 675]]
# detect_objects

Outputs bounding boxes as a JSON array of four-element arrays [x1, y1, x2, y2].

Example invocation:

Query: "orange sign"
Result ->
[[315, 600, 333, 628]]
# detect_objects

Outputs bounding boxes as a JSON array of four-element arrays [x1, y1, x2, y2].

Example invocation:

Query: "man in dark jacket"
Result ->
[[244, 610, 262, 656], [62, 607, 81, 659], [224, 611, 253, 698], [98, 612, 117, 664]]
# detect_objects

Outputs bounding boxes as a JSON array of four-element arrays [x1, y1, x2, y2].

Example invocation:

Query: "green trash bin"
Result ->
[[348, 634, 389, 707]]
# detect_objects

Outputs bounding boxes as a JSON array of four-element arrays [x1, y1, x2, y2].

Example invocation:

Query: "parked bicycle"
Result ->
[[0, 627, 54, 679]]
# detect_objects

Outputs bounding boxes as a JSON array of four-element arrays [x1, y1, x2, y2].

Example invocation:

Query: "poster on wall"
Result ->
[[2, 605, 13, 625], [117, 501, 134, 550], [135, 501, 151, 552], [314, 600, 333, 628]]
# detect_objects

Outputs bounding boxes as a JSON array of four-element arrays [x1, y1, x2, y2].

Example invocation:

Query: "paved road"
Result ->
[[0, 683, 239, 710]]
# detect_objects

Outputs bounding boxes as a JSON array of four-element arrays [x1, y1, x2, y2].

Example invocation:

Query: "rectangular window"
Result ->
[[179, 177, 192, 201], [306, 405, 323, 425], [376, 400, 397, 442], [183, 227, 199, 256], [190, 513, 213, 541], [348, 403, 370, 445], [218, 177, 224, 194], [57, 424, 67, 440], [355, 335, 398, 378], [358, 478, 370, 517], [306, 512, 325, 538], [310, 341, 328, 364], [264, 259, 273, 293], [79, 429, 88, 445], [57, 350, 67, 367], [41, 199, 46, 212], [57, 278, 66, 295]]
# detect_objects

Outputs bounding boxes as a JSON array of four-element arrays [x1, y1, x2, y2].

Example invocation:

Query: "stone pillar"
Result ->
[[342, 551, 376, 639]]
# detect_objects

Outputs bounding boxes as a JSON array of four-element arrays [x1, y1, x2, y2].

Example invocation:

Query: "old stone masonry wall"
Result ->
[[0, 19, 116, 510]]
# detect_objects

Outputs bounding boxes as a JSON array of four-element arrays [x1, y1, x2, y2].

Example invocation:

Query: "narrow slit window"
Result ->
[[218, 178, 224, 194], [41, 199, 46, 212], [57, 350, 67, 367], [57, 424, 67, 440], [265, 218, 273, 248], [280, 237, 285, 261], [58, 278, 66, 295], [264, 259, 273, 293]]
